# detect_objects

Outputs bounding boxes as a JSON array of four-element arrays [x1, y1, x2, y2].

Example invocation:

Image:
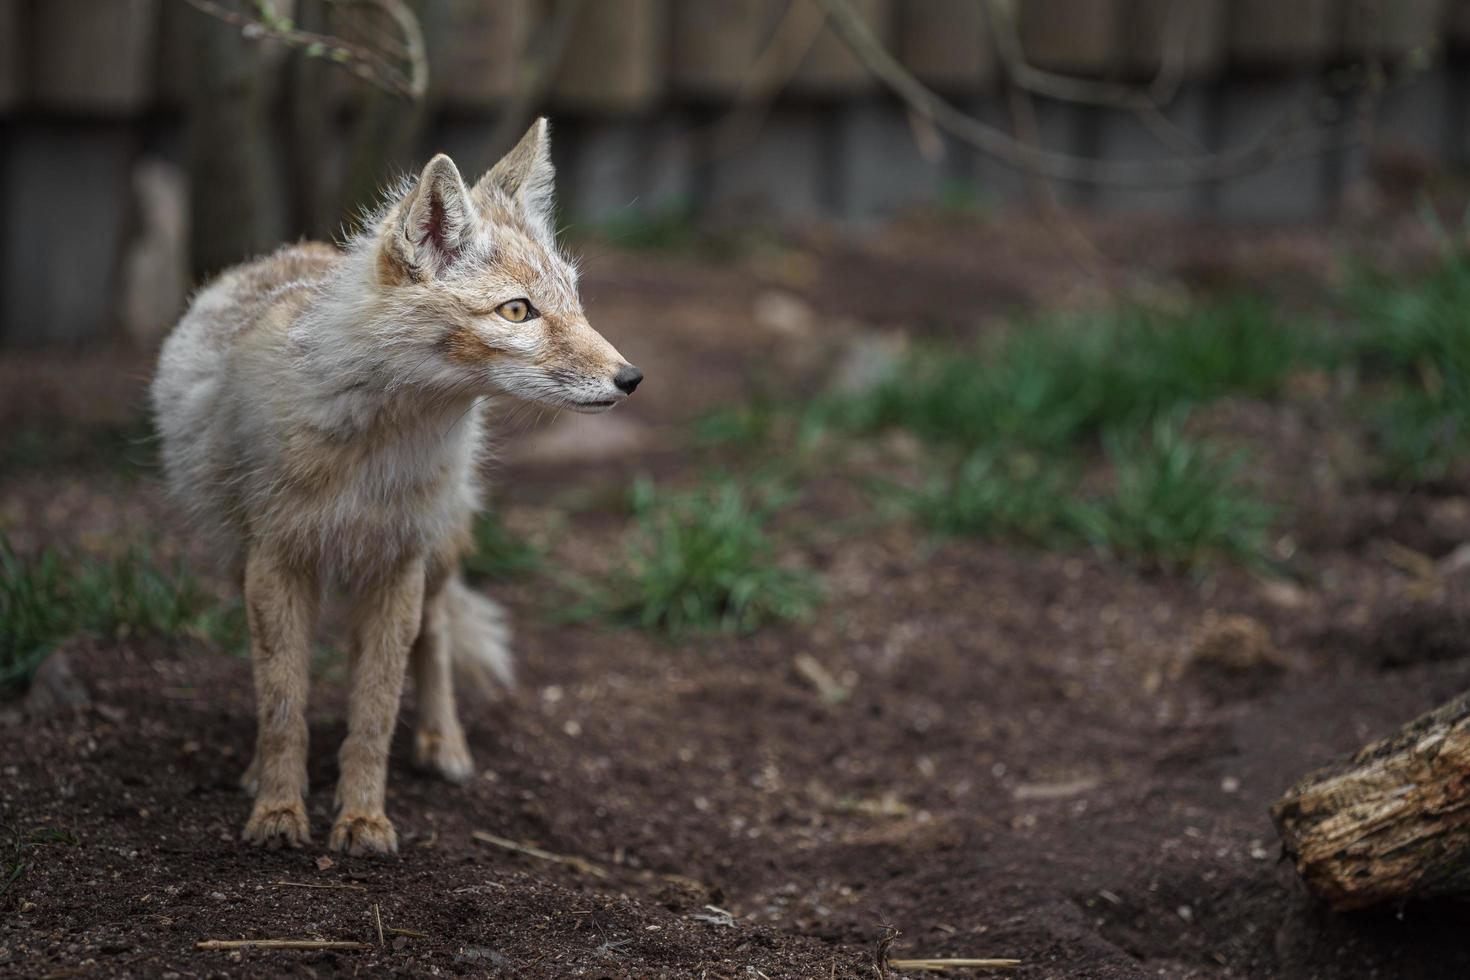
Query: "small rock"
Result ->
[[1259, 579, 1309, 610], [24, 652, 90, 718], [1177, 614, 1286, 701], [1181, 615, 1284, 675], [1440, 542, 1470, 579], [829, 331, 907, 394], [455, 946, 508, 967], [94, 703, 127, 724], [751, 289, 815, 339]]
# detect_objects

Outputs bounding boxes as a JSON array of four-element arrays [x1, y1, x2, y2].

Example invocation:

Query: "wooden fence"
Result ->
[[0, 0, 1465, 344]]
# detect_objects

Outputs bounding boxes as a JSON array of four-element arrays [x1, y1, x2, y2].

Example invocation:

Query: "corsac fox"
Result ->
[[151, 120, 641, 855]]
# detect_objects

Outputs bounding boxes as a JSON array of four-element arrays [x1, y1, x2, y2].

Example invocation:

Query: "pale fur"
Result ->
[[151, 119, 636, 855]]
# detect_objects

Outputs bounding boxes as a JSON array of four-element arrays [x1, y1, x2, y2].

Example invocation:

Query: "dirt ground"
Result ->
[[6, 213, 1470, 978]]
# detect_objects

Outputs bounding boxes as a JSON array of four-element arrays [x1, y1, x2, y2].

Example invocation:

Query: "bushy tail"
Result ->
[[443, 575, 514, 694]]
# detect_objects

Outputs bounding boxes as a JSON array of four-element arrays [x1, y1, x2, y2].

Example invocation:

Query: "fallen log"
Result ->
[[1271, 691, 1470, 910]]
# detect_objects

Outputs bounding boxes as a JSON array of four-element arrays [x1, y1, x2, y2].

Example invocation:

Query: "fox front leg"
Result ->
[[240, 549, 320, 848], [330, 556, 426, 855]]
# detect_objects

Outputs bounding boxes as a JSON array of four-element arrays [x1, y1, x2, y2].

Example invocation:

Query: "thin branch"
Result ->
[[484, 0, 586, 158], [182, 0, 426, 100], [702, 0, 832, 162], [981, 0, 1210, 159], [813, 0, 1352, 188]]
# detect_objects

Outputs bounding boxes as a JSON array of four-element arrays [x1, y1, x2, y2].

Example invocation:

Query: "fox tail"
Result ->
[[443, 574, 514, 694]]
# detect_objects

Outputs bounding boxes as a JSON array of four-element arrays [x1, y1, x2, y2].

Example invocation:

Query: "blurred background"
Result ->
[[14, 5, 1470, 976], [0, 0, 1464, 346]]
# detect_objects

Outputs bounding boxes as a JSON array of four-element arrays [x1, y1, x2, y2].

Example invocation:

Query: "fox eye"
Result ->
[[496, 299, 537, 323]]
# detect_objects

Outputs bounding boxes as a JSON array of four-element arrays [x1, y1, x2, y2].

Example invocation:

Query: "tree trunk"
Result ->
[[1270, 691, 1470, 911]]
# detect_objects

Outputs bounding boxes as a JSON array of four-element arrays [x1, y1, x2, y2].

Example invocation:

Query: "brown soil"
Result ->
[[6, 214, 1470, 978]]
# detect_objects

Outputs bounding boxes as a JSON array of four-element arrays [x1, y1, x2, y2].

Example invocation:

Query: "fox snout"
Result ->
[[565, 358, 642, 414], [613, 365, 643, 394]]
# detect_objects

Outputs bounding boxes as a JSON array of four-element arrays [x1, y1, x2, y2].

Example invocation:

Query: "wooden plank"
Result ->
[[897, 0, 997, 93], [433, 0, 530, 107], [791, 0, 888, 96], [32, 0, 160, 114], [1449, 0, 1470, 51], [1118, 0, 1227, 80], [1342, 0, 1446, 60], [1228, 0, 1336, 67], [552, 0, 666, 112], [0, 0, 25, 112], [153, 0, 194, 109], [1018, 0, 1118, 75], [671, 0, 780, 99]]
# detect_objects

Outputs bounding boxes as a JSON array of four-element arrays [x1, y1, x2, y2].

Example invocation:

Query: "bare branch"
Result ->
[[182, 0, 426, 100], [982, 0, 1210, 159], [813, 0, 1354, 188], [484, 0, 586, 159]]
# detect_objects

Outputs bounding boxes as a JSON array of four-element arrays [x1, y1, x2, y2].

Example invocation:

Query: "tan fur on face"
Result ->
[[442, 324, 505, 365]]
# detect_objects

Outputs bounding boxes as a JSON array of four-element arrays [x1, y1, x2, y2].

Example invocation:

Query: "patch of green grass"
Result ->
[[462, 509, 541, 583], [831, 297, 1297, 451], [1342, 251, 1470, 376], [1340, 250, 1470, 483], [580, 478, 819, 636], [1365, 383, 1470, 484], [694, 396, 787, 449], [0, 537, 241, 691], [934, 179, 991, 222], [1, 824, 78, 902], [0, 411, 157, 475], [594, 204, 703, 252], [1073, 417, 1274, 574], [899, 448, 1079, 542]]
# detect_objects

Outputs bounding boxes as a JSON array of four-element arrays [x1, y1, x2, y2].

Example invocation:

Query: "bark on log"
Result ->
[[1271, 691, 1470, 911]]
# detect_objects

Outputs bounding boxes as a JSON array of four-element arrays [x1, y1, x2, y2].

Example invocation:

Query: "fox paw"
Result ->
[[413, 730, 475, 784], [242, 800, 310, 849], [329, 812, 398, 856]]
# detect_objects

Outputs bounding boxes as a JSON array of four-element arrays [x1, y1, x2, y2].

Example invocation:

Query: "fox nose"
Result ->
[[613, 365, 643, 395]]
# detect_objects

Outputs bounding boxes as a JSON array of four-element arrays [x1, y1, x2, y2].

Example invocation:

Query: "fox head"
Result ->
[[367, 119, 640, 413]]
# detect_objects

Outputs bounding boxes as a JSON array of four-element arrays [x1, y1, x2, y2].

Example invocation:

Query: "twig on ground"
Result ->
[[271, 879, 368, 891], [471, 830, 611, 879], [887, 957, 1023, 972], [196, 939, 372, 951], [388, 926, 428, 939], [794, 652, 848, 703], [373, 903, 385, 945]]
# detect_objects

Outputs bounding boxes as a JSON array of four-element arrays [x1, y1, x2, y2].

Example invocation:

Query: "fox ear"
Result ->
[[388, 154, 474, 280], [474, 117, 556, 242]]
